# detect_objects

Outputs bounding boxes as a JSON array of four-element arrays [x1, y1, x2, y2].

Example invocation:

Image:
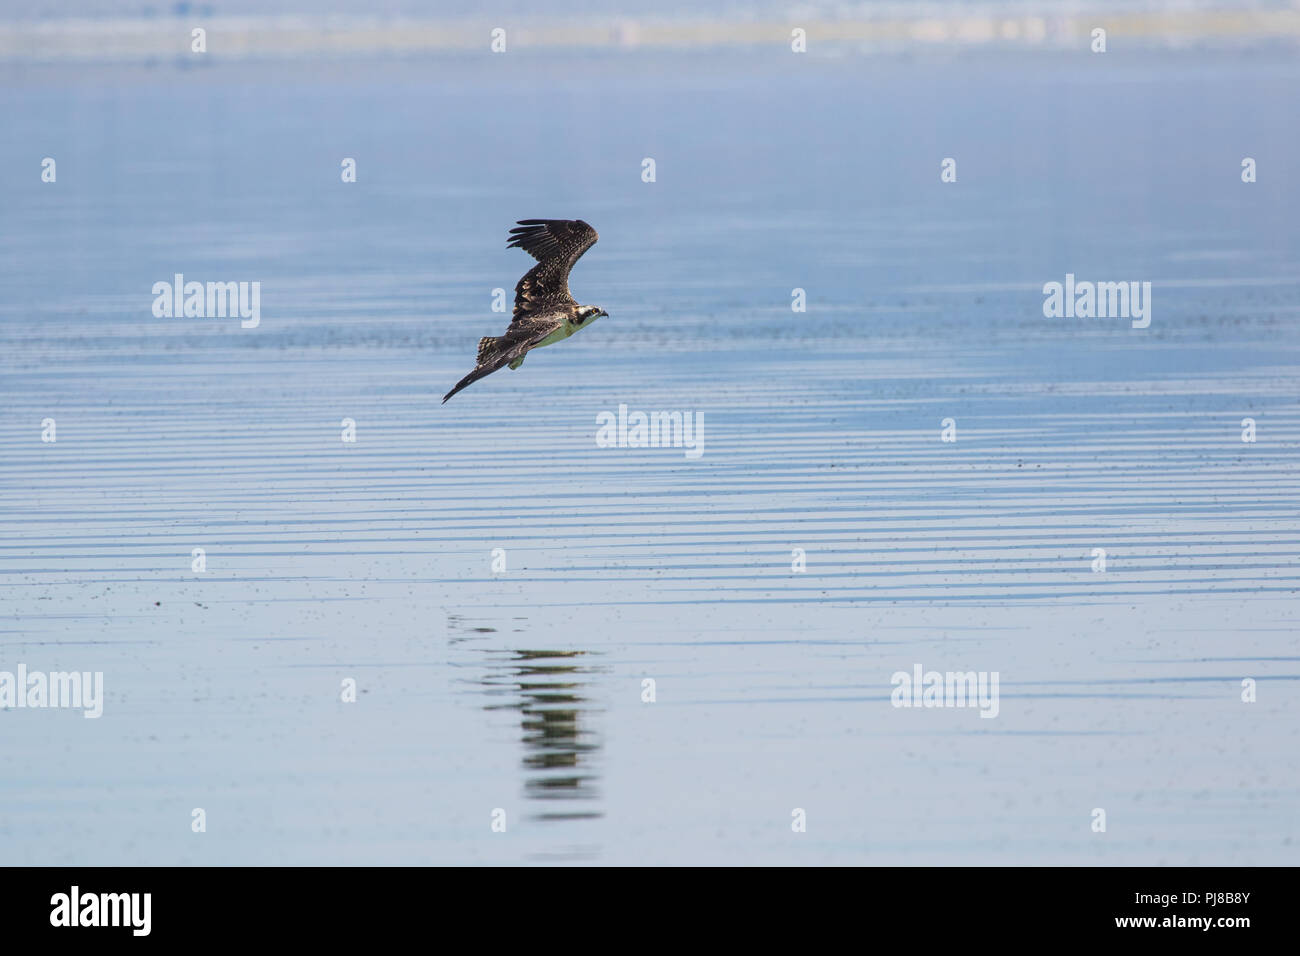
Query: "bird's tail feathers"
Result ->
[[444, 338, 507, 403], [476, 336, 501, 365]]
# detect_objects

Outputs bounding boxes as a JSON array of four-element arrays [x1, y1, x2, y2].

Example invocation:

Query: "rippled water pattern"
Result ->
[[1, 51, 1297, 863]]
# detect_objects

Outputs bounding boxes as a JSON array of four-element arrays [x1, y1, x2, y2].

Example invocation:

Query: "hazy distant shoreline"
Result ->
[[3, 8, 1299, 63]]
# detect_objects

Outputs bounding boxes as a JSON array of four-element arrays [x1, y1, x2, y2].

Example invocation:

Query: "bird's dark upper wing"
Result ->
[[441, 315, 565, 403], [508, 219, 599, 321]]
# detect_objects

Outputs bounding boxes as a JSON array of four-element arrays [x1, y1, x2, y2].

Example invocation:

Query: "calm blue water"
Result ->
[[1, 47, 1298, 864]]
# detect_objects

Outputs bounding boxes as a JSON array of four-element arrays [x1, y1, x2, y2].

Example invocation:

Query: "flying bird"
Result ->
[[442, 219, 607, 403]]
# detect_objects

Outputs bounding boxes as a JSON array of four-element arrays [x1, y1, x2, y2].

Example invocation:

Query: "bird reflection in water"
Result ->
[[480, 648, 603, 823]]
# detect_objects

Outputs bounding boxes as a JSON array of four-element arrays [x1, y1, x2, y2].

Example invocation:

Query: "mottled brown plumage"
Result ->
[[443, 220, 606, 403]]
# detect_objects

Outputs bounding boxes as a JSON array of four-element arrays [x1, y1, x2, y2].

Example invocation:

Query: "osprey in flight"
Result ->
[[442, 219, 606, 403]]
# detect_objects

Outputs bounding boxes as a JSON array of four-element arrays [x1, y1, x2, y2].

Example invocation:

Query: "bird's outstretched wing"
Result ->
[[441, 316, 564, 403], [508, 219, 599, 321]]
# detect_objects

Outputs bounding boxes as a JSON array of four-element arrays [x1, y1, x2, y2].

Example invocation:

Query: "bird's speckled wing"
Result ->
[[508, 219, 599, 321]]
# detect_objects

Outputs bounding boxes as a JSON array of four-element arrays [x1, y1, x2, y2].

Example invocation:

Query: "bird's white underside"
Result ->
[[510, 313, 600, 369]]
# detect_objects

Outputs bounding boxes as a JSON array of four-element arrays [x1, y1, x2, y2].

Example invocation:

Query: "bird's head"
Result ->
[[575, 305, 608, 325]]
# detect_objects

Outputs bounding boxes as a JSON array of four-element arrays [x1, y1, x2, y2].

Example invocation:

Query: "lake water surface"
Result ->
[[1, 47, 1298, 864]]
